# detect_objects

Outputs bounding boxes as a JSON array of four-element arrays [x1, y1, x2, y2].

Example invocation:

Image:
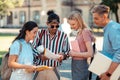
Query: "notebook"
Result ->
[[70, 40, 80, 52], [36, 65, 52, 71], [88, 52, 120, 80]]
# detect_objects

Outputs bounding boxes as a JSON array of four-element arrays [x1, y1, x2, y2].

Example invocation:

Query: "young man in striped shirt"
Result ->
[[32, 12, 70, 80]]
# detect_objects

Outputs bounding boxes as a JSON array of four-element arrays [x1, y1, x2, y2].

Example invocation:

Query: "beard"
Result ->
[[49, 29, 57, 35]]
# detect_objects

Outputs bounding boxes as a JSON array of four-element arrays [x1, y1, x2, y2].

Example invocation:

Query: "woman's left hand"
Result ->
[[25, 65, 36, 73], [69, 50, 76, 57]]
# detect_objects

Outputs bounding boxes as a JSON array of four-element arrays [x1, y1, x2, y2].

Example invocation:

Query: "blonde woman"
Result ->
[[68, 11, 95, 80]]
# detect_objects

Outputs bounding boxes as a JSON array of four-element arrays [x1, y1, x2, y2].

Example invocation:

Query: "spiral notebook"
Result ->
[[88, 52, 120, 80]]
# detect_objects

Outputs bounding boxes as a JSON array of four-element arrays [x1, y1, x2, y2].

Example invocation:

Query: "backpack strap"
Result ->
[[17, 40, 22, 55], [7, 40, 22, 56], [1, 40, 23, 79]]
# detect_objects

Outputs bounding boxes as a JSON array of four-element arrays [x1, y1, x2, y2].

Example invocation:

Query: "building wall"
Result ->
[[1, 0, 120, 28], [4, 0, 62, 27]]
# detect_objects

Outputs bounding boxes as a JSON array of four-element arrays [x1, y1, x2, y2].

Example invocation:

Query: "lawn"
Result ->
[[0, 34, 16, 65]]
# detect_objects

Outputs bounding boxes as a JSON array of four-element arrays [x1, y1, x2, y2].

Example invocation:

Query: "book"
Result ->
[[44, 48, 61, 60], [88, 52, 120, 80], [70, 40, 80, 52], [36, 65, 52, 71]]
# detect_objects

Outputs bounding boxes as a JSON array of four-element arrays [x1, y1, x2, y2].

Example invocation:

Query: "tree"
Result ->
[[101, 0, 120, 22], [0, 0, 24, 18]]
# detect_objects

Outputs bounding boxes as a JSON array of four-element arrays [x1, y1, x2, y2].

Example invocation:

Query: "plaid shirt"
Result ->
[[32, 29, 70, 67]]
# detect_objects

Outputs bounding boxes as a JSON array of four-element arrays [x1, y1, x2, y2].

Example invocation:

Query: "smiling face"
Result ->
[[47, 20, 59, 35], [26, 27, 38, 41], [93, 13, 105, 27], [93, 13, 109, 27], [92, 5, 110, 27], [68, 19, 79, 31], [68, 11, 87, 31]]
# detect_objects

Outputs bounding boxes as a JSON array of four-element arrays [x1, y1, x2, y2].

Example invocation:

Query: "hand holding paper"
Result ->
[[44, 48, 61, 60], [36, 65, 52, 71], [88, 52, 120, 80], [37, 45, 45, 53]]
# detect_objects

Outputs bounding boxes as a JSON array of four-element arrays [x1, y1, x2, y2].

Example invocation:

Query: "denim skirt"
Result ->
[[71, 59, 89, 80]]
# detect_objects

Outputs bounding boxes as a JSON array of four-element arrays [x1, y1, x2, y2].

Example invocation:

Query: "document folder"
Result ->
[[88, 52, 120, 80]]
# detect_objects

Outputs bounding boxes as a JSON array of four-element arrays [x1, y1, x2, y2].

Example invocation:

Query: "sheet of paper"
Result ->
[[44, 48, 61, 60], [88, 52, 120, 80], [70, 40, 80, 52]]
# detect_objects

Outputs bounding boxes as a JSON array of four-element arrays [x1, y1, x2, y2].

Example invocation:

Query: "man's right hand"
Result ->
[[41, 54, 49, 61]]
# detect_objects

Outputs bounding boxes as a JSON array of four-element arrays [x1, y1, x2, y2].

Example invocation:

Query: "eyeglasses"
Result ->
[[50, 25, 59, 29]]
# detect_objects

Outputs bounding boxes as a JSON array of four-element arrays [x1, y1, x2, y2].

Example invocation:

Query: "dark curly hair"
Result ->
[[47, 10, 60, 23]]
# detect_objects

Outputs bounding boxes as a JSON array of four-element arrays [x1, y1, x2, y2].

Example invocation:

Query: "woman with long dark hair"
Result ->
[[8, 21, 38, 80]]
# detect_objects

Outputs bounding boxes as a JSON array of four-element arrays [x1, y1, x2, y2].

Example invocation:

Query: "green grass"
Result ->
[[0, 33, 17, 36], [0, 33, 15, 65], [0, 51, 6, 56]]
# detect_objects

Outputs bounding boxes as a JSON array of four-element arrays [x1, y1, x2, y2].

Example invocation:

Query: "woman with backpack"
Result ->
[[8, 21, 38, 80]]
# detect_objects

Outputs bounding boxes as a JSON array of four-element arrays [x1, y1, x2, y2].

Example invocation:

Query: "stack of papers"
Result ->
[[88, 52, 120, 80]]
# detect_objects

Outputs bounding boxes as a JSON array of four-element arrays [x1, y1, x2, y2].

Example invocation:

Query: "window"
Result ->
[[14, 12, 17, 18], [7, 12, 13, 24], [33, 11, 40, 24], [19, 11, 26, 24]]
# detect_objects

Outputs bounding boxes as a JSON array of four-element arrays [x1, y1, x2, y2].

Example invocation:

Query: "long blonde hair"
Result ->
[[68, 11, 87, 31], [68, 11, 95, 41]]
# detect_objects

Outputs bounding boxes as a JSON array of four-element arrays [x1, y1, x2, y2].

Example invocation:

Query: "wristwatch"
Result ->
[[105, 72, 112, 77]]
